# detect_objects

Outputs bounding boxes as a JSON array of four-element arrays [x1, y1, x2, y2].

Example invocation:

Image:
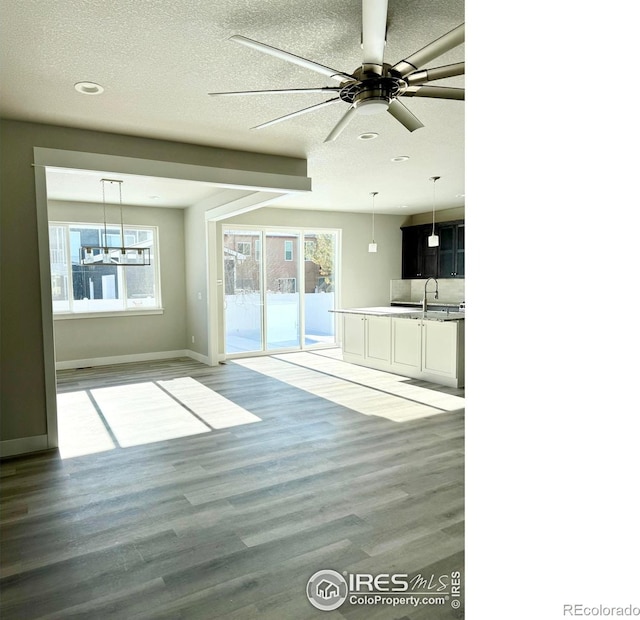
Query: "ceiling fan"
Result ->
[[208, 0, 464, 142]]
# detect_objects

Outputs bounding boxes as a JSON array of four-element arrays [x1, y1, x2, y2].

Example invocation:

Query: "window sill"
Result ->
[[53, 309, 164, 320]]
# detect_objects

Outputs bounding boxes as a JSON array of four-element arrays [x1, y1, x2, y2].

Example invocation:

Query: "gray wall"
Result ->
[[0, 119, 307, 449], [48, 200, 187, 363]]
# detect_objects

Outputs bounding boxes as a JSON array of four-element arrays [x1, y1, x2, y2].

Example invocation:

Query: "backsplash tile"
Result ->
[[390, 278, 465, 304]]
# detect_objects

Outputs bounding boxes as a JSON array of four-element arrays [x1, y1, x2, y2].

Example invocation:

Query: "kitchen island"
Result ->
[[331, 306, 465, 388]]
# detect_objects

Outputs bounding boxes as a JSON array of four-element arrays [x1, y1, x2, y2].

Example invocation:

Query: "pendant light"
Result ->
[[80, 179, 151, 266], [368, 191, 378, 253], [428, 176, 440, 247]]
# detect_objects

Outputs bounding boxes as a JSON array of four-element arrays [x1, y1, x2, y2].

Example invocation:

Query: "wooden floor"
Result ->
[[0, 351, 464, 619]]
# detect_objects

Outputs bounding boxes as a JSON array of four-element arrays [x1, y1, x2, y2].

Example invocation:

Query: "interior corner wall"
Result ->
[[48, 201, 187, 363], [0, 118, 307, 452]]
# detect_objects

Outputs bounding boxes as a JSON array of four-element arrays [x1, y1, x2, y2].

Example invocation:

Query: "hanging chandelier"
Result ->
[[80, 179, 151, 266]]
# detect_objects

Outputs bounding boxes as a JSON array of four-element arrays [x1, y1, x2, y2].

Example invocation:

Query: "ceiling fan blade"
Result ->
[[405, 62, 465, 86], [324, 106, 358, 142], [208, 87, 342, 96], [392, 23, 465, 76], [362, 0, 388, 70], [230, 35, 354, 84], [387, 100, 424, 132], [252, 98, 341, 130], [402, 86, 465, 100]]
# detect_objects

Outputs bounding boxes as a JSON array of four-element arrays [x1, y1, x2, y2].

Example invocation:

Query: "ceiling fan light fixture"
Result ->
[[354, 97, 390, 115]]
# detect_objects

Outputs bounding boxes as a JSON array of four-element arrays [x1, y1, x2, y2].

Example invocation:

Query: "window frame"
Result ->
[[49, 221, 162, 319]]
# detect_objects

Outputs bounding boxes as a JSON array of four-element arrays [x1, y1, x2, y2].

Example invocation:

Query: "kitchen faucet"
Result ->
[[423, 277, 438, 312]]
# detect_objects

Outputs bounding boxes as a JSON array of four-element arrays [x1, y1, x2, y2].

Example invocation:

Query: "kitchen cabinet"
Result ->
[[401, 220, 464, 279], [365, 315, 391, 364], [437, 221, 464, 278], [341, 311, 464, 387], [341, 313, 392, 368], [401, 225, 438, 279], [391, 318, 422, 373], [423, 320, 464, 383], [342, 313, 365, 357]]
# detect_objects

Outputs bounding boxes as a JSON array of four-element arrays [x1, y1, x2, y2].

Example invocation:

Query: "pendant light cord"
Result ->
[[430, 176, 440, 235], [370, 191, 378, 242], [102, 180, 107, 249]]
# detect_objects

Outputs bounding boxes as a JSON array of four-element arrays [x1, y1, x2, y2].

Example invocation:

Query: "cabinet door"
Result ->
[[455, 224, 464, 277], [343, 314, 365, 357], [437, 222, 464, 278], [402, 226, 438, 279], [391, 318, 422, 371], [423, 320, 458, 377], [401, 226, 423, 278], [365, 316, 391, 363]]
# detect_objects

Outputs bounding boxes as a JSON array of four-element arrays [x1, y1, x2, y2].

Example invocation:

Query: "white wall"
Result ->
[[48, 200, 187, 363]]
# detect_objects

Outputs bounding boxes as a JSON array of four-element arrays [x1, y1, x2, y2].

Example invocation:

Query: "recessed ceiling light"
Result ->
[[391, 155, 410, 162], [149, 195, 161, 200], [357, 132, 379, 141], [399, 205, 408, 209], [74, 81, 104, 95], [456, 193, 465, 198]]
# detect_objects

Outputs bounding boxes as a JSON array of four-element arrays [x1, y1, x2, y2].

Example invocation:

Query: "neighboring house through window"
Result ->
[[49, 222, 160, 315], [284, 239, 293, 261]]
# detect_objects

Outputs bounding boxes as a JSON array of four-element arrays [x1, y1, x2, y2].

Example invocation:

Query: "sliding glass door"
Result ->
[[223, 226, 339, 355], [265, 232, 301, 350], [223, 229, 263, 354]]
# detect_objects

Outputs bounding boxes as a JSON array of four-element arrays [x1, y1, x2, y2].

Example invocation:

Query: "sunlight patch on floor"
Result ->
[[90, 382, 211, 448], [274, 351, 465, 411], [57, 391, 116, 459], [158, 377, 262, 429], [56, 379, 263, 459], [232, 357, 449, 422]]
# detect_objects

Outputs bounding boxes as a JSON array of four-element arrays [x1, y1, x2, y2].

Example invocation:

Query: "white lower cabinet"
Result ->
[[422, 320, 464, 385], [391, 318, 422, 373], [341, 313, 464, 387], [364, 315, 391, 364], [342, 313, 365, 358]]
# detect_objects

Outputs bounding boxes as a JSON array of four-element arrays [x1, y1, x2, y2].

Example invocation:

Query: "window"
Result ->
[[237, 242, 251, 256], [49, 222, 160, 315], [284, 240, 293, 261]]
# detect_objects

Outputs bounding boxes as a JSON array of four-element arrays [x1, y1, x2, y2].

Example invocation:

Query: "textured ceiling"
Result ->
[[0, 0, 464, 215]]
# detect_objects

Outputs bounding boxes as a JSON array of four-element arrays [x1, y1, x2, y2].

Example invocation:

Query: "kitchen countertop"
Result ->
[[330, 306, 465, 321]]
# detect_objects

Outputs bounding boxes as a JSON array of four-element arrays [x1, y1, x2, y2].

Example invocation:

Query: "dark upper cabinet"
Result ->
[[401, 225, 438, 279], [401, 220, 464, 279], [437, 221, 464, 278]]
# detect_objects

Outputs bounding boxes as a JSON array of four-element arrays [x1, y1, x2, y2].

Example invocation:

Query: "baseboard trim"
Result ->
[[184, 349, 214, 366], [55, 349, 216, 370], [0, 435, 50, 459]]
